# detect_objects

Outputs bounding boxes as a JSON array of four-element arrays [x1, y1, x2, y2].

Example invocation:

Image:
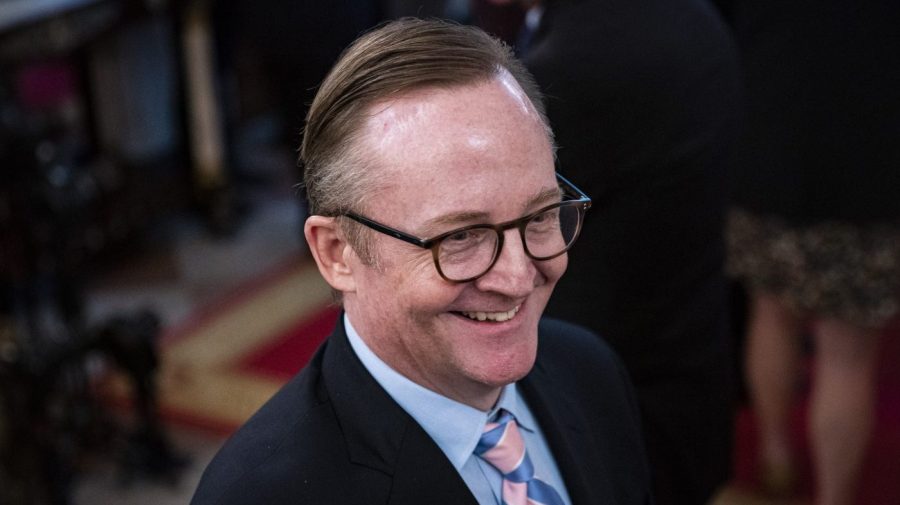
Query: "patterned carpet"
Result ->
[[103, 257, 336, 434]]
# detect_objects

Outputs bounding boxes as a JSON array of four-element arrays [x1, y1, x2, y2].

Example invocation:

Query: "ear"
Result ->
[[304, 216, 357, 293]]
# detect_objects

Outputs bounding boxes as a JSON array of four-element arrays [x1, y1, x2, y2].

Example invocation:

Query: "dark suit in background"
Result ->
[[214, 0, 382, 143], [191, 318, 652, 505], [523, 1, 742, 503]]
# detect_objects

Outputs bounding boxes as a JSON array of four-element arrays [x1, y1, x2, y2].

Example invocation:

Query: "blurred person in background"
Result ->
[[214, 0, 381, 147], [720, 2, 900, 504], [481, 1, 743, 504]]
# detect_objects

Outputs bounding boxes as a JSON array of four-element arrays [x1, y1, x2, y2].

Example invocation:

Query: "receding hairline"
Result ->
[[352, 70, 553, 208], [300, 18, 550, 165], [303, 66, 538, 164], [299, 17, 554, 230], [364, 64, 540, 114]]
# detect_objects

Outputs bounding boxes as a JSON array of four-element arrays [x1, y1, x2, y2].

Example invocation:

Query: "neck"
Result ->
[[377, 338, 504, 411]]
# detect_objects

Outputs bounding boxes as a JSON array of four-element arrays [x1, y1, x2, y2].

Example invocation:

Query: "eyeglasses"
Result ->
[[344, 173, 591, 283]]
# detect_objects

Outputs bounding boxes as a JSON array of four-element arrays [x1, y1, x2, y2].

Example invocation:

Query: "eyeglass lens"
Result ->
[[436, 202, 582, 281]]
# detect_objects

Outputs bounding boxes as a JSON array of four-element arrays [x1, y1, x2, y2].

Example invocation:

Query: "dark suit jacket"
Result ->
[[191, 317, 652, 504]]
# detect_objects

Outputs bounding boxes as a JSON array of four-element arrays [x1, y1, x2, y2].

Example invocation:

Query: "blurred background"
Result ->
[[1, 1, 898, 505]]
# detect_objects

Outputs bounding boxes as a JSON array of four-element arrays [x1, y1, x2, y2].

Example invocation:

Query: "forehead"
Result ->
[[356, 73, 555, 223]]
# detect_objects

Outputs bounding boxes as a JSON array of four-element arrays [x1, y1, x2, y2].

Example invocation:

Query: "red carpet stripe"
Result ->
[[237, 305, 341, 380]]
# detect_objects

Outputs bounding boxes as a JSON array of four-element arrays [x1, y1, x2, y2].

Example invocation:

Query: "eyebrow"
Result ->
[[421, 185, 563, 233]]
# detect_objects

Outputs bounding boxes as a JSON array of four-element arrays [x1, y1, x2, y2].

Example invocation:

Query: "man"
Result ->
[[478, 1, 740, 503], [192, 18, 651, 505]]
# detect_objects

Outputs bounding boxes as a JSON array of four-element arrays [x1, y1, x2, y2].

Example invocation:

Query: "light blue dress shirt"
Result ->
[[344, 314, 573, 505]]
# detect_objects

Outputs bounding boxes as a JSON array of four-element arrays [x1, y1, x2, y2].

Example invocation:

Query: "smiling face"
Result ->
[[340, 72, 564, 410]]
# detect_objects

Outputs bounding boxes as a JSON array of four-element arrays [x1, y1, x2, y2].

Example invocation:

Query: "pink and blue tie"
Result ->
[[474, 410, 566, 505]]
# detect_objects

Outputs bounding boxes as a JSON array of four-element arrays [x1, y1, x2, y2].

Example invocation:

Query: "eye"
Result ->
[[529, 207, 560, 227], [440, 228, 492, 253], [446, 230, 474, 243]]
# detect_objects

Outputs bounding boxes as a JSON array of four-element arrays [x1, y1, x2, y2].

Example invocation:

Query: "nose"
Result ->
[[473, 228, 540, 296]]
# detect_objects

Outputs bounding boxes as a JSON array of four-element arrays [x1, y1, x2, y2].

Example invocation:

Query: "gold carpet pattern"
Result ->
[[104, 260, 333, 432]]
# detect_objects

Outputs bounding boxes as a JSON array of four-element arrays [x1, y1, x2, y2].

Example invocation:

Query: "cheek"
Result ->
[[538, 254, 568, 285]]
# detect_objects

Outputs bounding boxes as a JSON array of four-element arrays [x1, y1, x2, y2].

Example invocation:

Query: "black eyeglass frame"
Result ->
[[343, 172, 592, 283]]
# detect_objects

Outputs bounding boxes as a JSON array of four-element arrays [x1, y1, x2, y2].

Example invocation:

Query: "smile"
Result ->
[[458, 305, 520, 322]]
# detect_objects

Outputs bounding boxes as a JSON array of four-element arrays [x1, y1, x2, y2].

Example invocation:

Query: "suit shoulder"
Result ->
[[537, 317, 621, 365], [190, 366, 315, 501], [191, 340, 392, 505], [536, 316, 636, 403]]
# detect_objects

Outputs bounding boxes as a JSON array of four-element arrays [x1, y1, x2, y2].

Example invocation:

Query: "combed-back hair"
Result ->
[[300, 17, 550, 263]]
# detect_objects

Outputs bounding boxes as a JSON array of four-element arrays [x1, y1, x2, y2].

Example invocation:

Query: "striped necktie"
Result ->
[[474, 409, 566, 505]]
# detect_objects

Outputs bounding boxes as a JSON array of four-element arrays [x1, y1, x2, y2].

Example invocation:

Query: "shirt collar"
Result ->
[[343, 314, 531, 470]]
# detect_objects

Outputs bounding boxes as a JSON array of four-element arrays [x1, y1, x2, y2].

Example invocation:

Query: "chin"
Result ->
[[473, 343, 538, 387]]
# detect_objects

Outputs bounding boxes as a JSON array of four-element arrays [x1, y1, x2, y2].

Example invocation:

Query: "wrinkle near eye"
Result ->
[[400, 249, 441, 279]]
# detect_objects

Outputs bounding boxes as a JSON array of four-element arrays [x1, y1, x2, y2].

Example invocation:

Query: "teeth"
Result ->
[[460, 306, 520, 322]]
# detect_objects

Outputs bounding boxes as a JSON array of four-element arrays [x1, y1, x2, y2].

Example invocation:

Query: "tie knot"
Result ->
[[472, 409, 567, 505], [475, 409, 531, 480], [476, 409, 516, 455]]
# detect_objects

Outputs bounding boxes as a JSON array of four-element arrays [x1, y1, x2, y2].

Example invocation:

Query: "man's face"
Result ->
[[342, 72, 564, 409]]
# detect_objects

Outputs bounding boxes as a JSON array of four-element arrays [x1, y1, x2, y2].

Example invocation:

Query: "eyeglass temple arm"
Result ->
[[344, 213, 432, 249], [556, 172, 592, 204]]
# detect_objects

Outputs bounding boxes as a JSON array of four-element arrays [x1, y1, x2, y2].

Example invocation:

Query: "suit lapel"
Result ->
[[387, 424, 480, 505], [321, 318, 478, 505], [520, 359, 618, 505]]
